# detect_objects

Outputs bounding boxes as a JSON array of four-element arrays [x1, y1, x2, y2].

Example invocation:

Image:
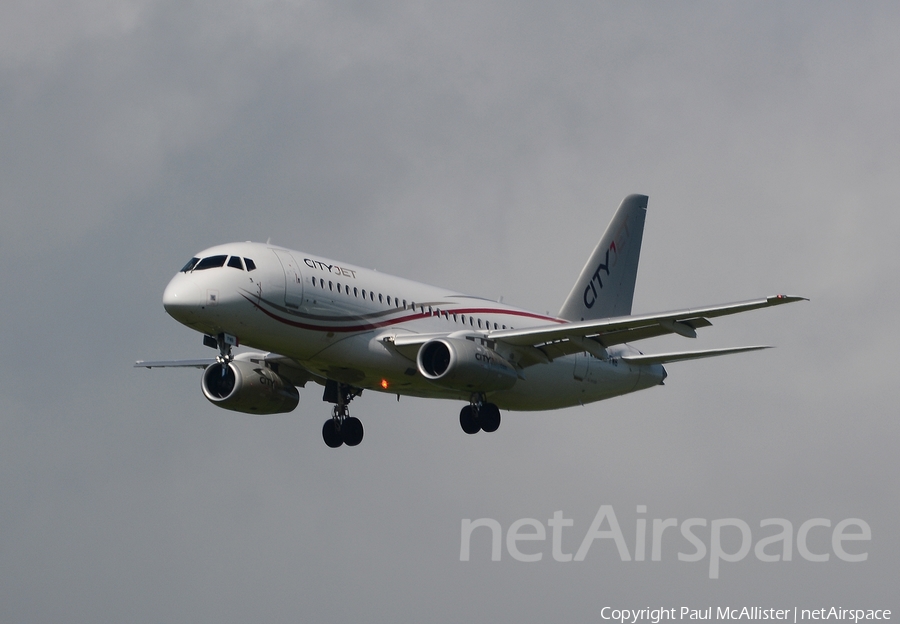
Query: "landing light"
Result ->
[[381, 379, 389, 389]]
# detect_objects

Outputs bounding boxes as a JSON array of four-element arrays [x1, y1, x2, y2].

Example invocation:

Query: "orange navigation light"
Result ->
[[380, 379, 389, 389]]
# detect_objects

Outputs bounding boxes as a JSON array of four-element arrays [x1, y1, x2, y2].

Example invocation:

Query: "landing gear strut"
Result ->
[[204, 332, 238, 364], [322, 380, 364, 448], [203, 333, 238, 380], [459, 394, 501, 435]]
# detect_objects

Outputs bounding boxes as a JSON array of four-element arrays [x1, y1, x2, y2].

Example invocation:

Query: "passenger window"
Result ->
[[478, 319, 482, 328], [380, 294, 384, 304], [227, 256, 244, 270], [354, 287, 358, 297], [337, 284, 342, 294], [180, 257, 199, 272], [362, 289, 366, 299], [194, 255, 227, 270], [370, 292, 375, 301], [244, 258, 257, 271], [312, 277, 317, 287], [329, 281, 333, 291]]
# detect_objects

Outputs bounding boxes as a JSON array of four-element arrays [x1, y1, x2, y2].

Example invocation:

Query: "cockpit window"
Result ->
[[193, 255, 228, 271], [244, 258, 256, 271], [180, 257, 200, 272], [227, 256, 245, 270]]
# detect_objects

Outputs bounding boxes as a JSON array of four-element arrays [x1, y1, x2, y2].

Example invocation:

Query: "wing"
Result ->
[[385, 294, 804, 366], [135, 352, 319, 387], [497, 294, 805, 365], [491, 294, 805, 364], [134, 359, 214, 369]]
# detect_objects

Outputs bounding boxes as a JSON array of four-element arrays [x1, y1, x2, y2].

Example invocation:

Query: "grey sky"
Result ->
[[1, 2, 898, 622]]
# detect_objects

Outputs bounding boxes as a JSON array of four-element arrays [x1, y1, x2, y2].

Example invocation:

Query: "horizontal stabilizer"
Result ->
[[621, 345, 771, 366]]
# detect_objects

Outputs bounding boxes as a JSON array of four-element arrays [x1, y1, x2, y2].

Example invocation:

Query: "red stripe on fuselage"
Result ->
[[241, 293, 563, 333]]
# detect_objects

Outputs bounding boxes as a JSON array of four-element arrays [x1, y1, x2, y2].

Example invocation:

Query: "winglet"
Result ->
[[769, 294, 809, 304]]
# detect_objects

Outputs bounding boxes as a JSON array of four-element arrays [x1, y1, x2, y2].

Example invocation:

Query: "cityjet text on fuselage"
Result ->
[[304, 257, 357, 279]]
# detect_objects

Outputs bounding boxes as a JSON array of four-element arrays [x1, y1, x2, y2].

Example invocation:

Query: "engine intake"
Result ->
[[417, 337, 517, 392], [201, 359, 299, 414]]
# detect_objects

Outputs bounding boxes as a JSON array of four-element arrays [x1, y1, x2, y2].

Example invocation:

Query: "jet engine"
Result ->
[[201, 359, 300, 414], [417, 337, 517, 392]]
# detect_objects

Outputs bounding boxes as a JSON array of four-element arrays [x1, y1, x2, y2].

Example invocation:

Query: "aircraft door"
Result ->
[[272, 249, 305, 309]]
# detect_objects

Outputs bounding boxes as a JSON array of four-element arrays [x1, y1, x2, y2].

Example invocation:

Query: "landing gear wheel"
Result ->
[[480, 403, 501, 433], [322, 419, 343, 448], [342, 417, 364, 446], [322, 381, 364, 448], [459, 405, 480, 434]]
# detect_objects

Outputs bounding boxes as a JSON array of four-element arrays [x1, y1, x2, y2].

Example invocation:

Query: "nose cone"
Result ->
[[163, 274, 203, 324]]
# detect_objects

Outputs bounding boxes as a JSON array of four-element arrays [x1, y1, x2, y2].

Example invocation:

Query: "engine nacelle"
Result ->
[[417, 337, 517, 392], [201, 359, 300, 414]]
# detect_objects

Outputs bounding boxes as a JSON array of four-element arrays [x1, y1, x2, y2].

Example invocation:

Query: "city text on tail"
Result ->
[[136, 194, 805, 447]]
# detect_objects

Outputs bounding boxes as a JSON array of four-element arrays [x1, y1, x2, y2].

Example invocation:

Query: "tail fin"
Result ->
[[557, 194, 648, 321]]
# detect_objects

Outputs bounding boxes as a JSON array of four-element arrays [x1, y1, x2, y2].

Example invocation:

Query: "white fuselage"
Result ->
[[162, 242, 665, 411]]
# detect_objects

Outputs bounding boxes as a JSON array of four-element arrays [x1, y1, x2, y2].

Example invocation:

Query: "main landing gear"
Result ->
[[321, 380, 364, 448], [459, 394, 501, 435]]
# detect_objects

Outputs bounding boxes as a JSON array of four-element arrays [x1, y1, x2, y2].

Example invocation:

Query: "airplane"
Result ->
[[136, 194, 805, 448]]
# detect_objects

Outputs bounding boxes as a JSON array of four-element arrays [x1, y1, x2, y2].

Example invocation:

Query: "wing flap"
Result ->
[[255, 354, 318, 387]]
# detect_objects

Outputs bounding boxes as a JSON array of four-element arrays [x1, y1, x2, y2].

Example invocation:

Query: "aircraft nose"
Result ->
[[163, 275, 203, 322]]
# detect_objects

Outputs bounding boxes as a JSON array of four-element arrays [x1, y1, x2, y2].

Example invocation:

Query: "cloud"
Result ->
[[1, 2, 899, 621]]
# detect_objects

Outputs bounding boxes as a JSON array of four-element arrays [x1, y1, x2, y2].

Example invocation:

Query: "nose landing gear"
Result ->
[[203, 332, 238, 365], [459, 394, 501, 435], [321, 380, 364, 448]]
